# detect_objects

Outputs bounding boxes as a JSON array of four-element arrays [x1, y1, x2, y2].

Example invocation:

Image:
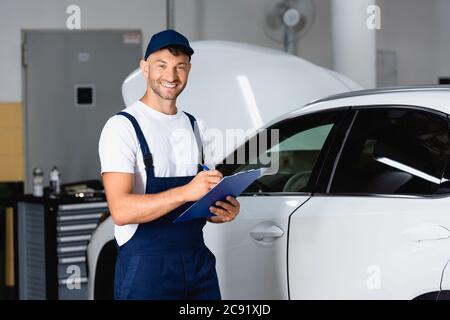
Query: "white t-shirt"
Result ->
[[98, 100, 211, 246]]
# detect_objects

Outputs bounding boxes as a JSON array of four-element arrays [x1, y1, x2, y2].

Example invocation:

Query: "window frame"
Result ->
[[317, 104, 450, 199], [215, 107, 352, 197]]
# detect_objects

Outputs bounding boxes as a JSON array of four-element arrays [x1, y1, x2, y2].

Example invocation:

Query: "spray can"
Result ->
[[32, 167, 44, 197], [50, 166, 61, 195]]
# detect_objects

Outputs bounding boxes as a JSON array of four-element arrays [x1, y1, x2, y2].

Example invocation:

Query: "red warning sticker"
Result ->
[[123, 33, 141, 44]]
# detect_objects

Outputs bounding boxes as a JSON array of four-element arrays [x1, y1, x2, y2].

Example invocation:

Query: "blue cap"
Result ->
[[144, 29, 194, 60]]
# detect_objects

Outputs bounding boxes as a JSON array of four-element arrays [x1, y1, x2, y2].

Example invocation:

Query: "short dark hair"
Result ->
[[161, 44, 192, 61]]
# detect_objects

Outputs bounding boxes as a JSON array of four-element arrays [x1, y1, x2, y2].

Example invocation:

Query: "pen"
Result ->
[[201, 164, 210, 171]]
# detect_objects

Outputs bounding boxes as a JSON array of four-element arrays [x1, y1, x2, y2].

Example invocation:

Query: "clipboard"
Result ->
[[173, 167, 268, 223]]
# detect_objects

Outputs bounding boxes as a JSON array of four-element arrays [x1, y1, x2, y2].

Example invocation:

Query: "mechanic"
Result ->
[[98, 29, 240, 300]]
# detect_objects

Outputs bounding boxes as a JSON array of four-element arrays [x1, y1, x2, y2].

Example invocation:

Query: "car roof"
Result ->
[[283, 86, 450, 121]]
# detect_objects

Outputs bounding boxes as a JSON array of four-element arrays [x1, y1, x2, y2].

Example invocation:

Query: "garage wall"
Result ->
[[179, 0, 333, 69], [1, 0, 449, 102], [0, 103, 24, 182], [434, 0, 450, 84], [377, 0, 437, 85], [0, 0, 165, 102], [0, 0, 333, 103]]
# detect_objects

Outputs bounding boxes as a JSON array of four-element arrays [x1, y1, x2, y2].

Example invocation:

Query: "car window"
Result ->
[[329, 107, 450, 196], [218, 110, 342, 193]]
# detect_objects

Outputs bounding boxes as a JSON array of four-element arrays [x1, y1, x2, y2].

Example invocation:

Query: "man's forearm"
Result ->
[[110, 185, 187, 225]]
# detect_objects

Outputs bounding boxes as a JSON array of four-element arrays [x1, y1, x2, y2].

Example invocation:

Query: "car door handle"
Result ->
[[403, 225, 450, 242], [249, 222, 284, 241]]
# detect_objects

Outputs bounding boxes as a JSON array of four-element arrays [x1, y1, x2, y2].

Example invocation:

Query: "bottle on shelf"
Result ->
[[50, 166, 61, 196], [32, 167, 44, 197]]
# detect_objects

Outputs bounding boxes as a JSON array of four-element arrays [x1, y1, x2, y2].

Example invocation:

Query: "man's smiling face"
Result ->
[[143, 48, 191, 101]]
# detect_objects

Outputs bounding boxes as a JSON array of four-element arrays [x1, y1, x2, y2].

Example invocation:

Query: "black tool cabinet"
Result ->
[[16, 194, 108, 300]]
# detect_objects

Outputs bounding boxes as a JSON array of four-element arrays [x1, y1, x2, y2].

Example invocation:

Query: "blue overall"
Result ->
[[113, 111, 221, 300]]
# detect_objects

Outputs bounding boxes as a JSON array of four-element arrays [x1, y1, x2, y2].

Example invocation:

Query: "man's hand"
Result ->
[[207, 196, 241, 223], [181, 170, 223, 202]]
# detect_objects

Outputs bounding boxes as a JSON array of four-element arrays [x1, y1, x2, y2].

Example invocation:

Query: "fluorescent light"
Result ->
[[375, 157, 448, 185], [236, 75, 263, 129]]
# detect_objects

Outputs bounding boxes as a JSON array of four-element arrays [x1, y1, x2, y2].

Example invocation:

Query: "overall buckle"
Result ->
[[144, 154, 154, 168]]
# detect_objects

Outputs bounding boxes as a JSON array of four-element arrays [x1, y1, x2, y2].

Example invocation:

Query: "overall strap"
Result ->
[[183, 111, 204, 165], [116, 112, 155, 177]]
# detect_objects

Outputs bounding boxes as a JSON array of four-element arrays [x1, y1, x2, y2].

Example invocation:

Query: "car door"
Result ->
[[203, 108, 351, 299], [288, 106, 450, 299]]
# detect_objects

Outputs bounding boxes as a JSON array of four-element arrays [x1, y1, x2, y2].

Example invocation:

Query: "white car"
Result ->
[[206, 86, 450, 300], [90, 86, 450, 300], [87, 41, 362, 300]]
